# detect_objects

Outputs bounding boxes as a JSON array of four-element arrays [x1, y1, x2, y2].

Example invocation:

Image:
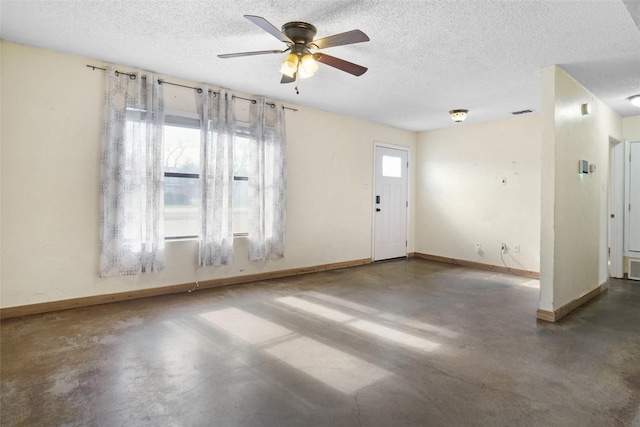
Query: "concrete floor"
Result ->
[[1, 259, 639, 426]]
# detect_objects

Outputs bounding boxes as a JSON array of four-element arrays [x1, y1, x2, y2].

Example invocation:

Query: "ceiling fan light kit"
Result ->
[[298, 54, 319, 79], [280, 53, 299, 78], [279, 52, 317, 79], [449, 109, 469, 122], [629, 94, 640, 108], [218, 15, 370, 92]]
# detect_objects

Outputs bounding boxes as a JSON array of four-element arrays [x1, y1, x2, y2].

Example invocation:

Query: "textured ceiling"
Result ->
[[1, 0, 639, 131]]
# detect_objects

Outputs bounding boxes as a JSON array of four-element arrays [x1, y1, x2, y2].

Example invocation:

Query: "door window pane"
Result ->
[[382, 155, 402, 178]]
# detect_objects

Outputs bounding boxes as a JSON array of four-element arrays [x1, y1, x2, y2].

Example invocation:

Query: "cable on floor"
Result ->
[[500, 251, 533, 278]]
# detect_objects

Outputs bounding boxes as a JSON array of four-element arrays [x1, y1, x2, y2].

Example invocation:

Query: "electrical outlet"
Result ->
[[501, 243, 507, 253], [475, 243, 481, 254], [514, 244, 520, 253]]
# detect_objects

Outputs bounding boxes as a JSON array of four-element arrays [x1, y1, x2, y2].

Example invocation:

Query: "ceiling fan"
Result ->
[[218, 15, 370, 86]]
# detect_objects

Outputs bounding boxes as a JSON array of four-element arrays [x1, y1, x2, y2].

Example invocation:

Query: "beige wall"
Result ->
[[0, 41, 416, 308], [414, 115, 541, 272], [539, 66, 623, 312], [2, 40, 636, 313], [623, 116, 640, 141]]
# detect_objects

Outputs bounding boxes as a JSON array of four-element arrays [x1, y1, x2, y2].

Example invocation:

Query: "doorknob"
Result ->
[[376, 195, 380, 204], [376, 208, 381, 212]]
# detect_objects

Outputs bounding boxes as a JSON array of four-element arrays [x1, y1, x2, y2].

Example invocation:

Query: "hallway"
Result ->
[[1, 259, 639, 426]]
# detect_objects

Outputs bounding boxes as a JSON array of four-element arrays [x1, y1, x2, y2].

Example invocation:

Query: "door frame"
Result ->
[[608, 136, 624, 278], [371, 141, 410, 261], [625, 140, 640, 256]]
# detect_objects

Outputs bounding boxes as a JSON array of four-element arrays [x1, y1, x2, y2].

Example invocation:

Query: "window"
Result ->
[[163, 114, 200, 239], [233, 132, 250, 235], [163, 112, 249, 239]]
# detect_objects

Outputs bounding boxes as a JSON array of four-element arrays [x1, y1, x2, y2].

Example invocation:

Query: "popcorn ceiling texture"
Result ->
[[1, 0, 639, 131]]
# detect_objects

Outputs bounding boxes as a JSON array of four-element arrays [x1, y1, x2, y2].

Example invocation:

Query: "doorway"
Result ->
[[608, 137, 624, 278], [373, 144, 408, 261]]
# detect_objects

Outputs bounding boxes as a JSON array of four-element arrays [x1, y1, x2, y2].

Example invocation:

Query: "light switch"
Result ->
[[579, 160, 589, 174]]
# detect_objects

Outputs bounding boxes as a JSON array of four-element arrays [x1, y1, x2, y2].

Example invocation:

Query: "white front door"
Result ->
[[628, 141, 640, 253], [373, 146, 408, 261]]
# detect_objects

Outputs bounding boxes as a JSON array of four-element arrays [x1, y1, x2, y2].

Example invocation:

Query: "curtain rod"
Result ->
[[86, 65, 297, 112]]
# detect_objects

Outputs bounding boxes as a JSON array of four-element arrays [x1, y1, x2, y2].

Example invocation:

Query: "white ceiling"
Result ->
[[1, 0, 639, 132]]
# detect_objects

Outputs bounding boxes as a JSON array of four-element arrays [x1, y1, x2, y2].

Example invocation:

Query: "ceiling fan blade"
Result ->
[[218, 49, 285, 59], [314, 53, 368, 76], [244, 15, 293, 44], [281, 74, 296, 84], [312, 29, 369, 50]]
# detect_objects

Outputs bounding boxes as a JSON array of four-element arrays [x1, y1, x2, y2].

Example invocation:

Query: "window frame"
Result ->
[[231, 124, 251, 237], [163, 110, 250, 241], [163, 111, 201, 241]]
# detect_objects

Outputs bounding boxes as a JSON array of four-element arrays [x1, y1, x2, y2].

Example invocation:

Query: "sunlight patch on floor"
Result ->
[[350, 320, 441, 351], [518, 280, 540, 289], [303, 291, 379, 315], [377, 313, 458, 338], [199, 307, 391, 394], [275, 296, 442, 352], [200, 308, 294, 345], [264, 336, 390, 394], [277, 296, 354, 322]]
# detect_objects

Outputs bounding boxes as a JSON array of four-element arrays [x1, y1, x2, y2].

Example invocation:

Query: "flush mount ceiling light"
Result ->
[[629, 95, 640, 108], [449, 109, 469, 122]]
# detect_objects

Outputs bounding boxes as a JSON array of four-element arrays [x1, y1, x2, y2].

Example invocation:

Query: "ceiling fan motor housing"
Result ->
[[281, 22, 317, 45]]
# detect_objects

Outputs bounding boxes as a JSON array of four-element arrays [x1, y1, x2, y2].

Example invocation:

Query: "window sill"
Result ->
[[165, 236, 197, 243], [165, 233, 248, 243]]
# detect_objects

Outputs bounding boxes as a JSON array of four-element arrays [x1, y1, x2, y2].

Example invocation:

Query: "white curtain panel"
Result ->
[[100, 67, 165, 277], [247, 99, 287, 261], [197, 88, 235, 266]]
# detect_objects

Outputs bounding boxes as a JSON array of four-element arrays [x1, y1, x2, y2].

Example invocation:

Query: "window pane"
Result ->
[[162, 122, 253, 237], [165, 177, 200, 238], [382, 155, 402, 178], [164, 125, 200, 174], [234, 134, 249, 177], [233, 131, 250, 235], [233, 179, 248, 234]]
